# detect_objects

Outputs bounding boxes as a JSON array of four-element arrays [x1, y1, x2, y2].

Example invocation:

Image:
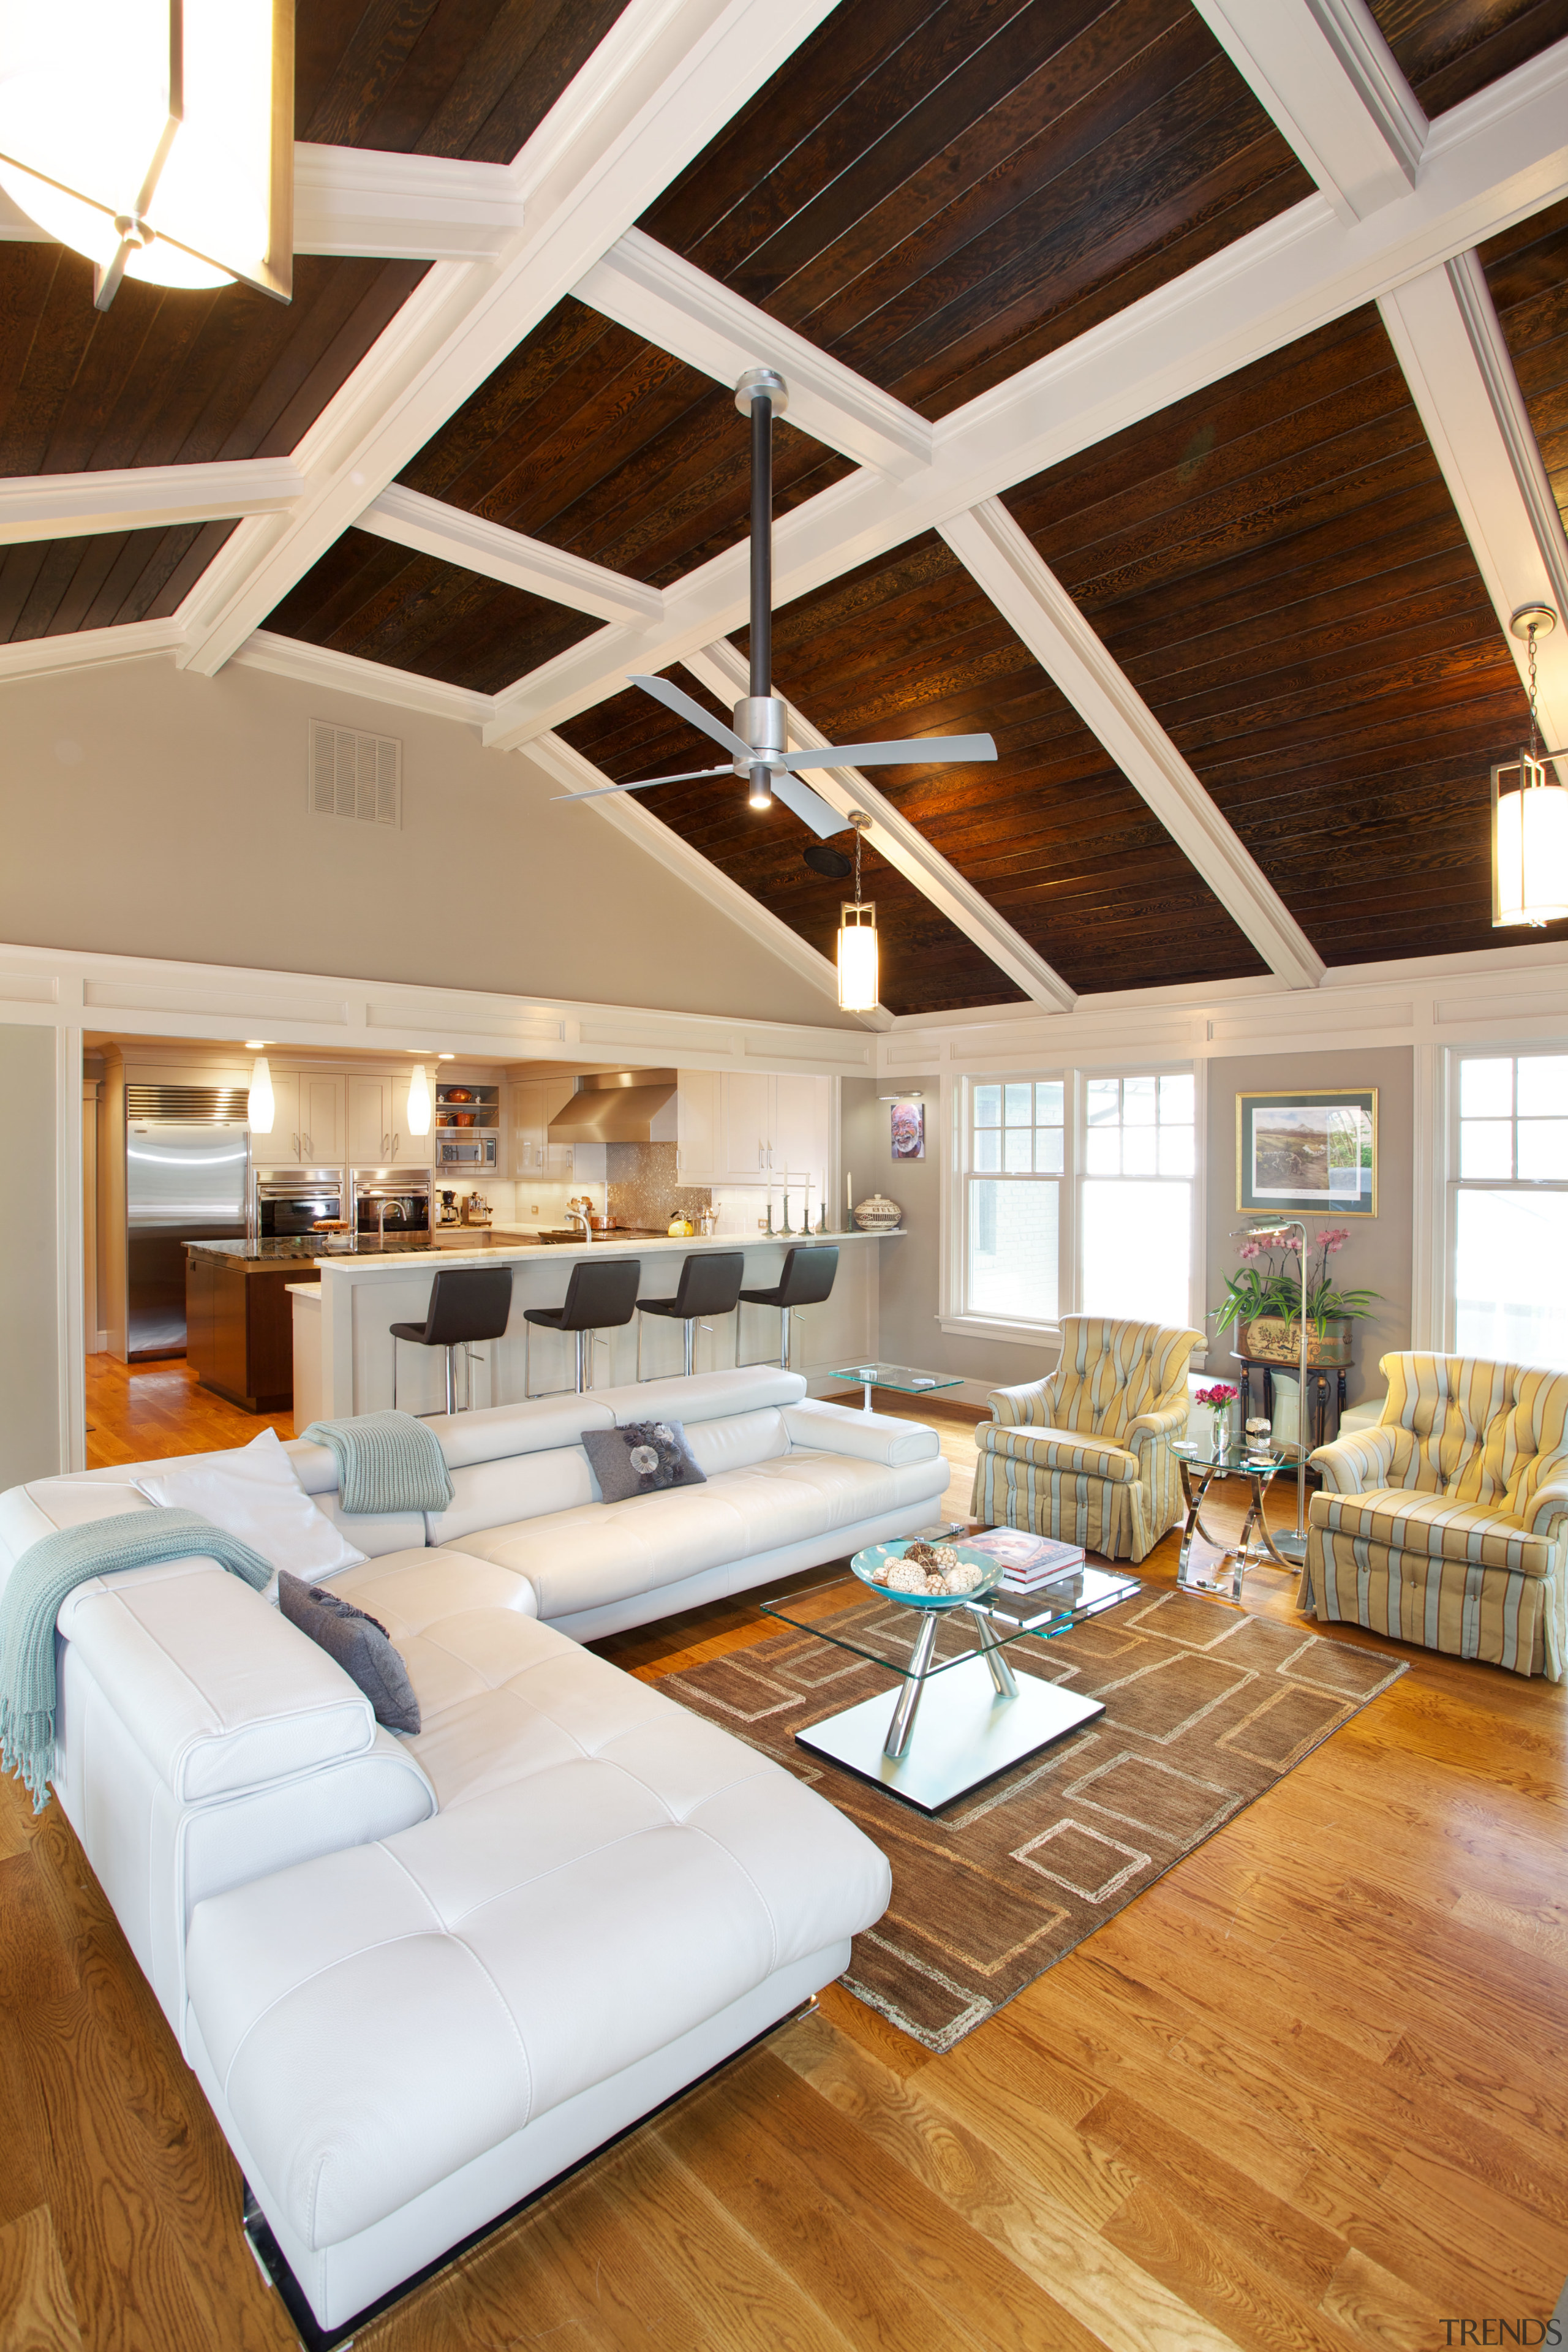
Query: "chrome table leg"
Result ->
[[965, 1605, 1020, 1697], [882, 1613, 938, 1760]]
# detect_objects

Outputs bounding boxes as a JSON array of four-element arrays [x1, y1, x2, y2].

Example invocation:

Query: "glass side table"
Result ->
[[759, 1555, 1139, 1812], [828, 1360, 966, 1413], [1170, 1441, 1294, 1600]]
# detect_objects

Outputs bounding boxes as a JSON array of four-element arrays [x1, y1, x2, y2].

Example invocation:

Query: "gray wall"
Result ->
[[853, 1044, 1414, 1407], [1207, 1046, 1412, 1411], [0, 1023, 60, 1484], [0, 655, 858, 1028]]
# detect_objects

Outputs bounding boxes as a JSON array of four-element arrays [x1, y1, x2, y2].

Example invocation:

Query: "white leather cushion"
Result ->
[[453, 1450, 941, 1621], [185, 1616, 889, 2249], [589, 1366, 806, 1427], [680, 1408, 790, 1479], [135, 1428, 366, 1577], [426, 1445, 597, 1547]]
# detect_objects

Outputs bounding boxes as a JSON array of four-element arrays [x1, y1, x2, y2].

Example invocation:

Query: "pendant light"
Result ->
[[0, 2, 294, 312], [837, 813, 880, 1011], [1493, 605, 1568, 928], [406, 1063, 432, 1139], [247, 1055, 274, 1136]]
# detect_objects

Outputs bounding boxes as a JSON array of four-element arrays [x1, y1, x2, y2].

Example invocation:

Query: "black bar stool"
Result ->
[[523, 1256, 642, 1396], [739, 1245, 839, 1370], [391, 1266, 514, 1415], [636, 1251, 746, 1379]]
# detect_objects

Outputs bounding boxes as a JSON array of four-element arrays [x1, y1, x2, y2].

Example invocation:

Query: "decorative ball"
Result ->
[[853, 1192, 902, 1231]]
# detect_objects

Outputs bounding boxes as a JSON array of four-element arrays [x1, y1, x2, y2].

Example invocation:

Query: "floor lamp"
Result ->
[[1233, 1219, 1310, 1566]]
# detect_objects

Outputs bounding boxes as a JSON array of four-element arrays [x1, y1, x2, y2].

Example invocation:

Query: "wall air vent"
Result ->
[[126, 1086, 251, 1122], [309, 721, 401, 827]]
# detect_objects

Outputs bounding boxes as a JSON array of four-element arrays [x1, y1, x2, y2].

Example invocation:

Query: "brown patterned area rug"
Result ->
[[663, 1587, 1407, 2051]]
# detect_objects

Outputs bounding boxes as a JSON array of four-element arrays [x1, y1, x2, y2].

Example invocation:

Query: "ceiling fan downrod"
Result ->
[[734, 368, 788, 811]]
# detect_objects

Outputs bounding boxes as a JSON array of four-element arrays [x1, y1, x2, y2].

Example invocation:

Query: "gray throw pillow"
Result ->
[[277, 1571, 421, 1735], [582, 1420, 707, 1503]]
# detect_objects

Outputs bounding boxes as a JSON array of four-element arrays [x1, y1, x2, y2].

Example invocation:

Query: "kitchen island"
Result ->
[[290, 1228, 899, 1425], [184, 1242, 323, 1414]]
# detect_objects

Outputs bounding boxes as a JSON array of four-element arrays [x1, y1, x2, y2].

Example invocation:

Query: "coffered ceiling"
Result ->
[[4, 0, 1568, 1023]]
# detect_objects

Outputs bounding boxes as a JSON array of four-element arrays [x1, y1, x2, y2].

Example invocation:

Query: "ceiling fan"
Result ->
[[552, 368, 998, 836]]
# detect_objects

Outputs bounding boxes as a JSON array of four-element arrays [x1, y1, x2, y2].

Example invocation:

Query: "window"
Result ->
[[1452, 1053, 1568, 1365], [956, 1068, 1197, 1335], [1081, 1073, 1195, 1329], [966, 1080, 1063, 1324]]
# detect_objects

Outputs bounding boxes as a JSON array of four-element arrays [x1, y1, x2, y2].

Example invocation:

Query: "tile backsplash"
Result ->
[[604, 1142, 710, 1229]]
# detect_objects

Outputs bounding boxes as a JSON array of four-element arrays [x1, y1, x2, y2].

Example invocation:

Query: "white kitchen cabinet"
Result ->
[[348, 1075, 392, 1166], [675, 1071, 832, 1188], [252, 1069, 299, 1163], [298, 1076, 344, 1164], [722, 1072, 774, 1177], [772, 1072, 831, 1182], [675, 1069, 720, 1182], [507, 1077, 578, 1177]]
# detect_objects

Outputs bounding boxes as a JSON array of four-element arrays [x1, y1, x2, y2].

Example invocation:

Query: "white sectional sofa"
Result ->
[[0, 1367, 943, 2337]]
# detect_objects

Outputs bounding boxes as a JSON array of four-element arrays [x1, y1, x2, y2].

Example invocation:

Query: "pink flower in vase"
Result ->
[[1316, 1227, 1349, 1253]]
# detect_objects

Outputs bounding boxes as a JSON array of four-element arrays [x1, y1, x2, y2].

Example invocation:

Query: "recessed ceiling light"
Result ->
[[244, 1039, 271, 1050], [437, 1054, 455, 1061]]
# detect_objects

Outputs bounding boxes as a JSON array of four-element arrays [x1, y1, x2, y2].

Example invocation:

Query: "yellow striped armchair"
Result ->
[[1302, 1352, 1568, 1679], [971, 1317, 1204, 1564]]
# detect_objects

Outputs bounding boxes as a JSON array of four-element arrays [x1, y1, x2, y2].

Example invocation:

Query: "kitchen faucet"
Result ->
[[565, 1202, 593, 1241]]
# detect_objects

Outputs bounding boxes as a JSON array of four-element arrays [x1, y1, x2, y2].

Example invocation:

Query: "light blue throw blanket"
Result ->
[[0, 1508, 273, 1812], [298, 1410, 454, 1516]]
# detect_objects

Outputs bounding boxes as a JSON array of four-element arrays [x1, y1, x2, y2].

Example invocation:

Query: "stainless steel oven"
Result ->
[[255, 1169, 345, 1238], [352, 1167, 431, 1240], [435, 1131, 498, 1170]]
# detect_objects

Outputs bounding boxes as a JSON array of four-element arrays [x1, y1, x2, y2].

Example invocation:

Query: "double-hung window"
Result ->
[[958, 1069, 1196, 1335], [1451, 1052, 1568, 1365], [966, 1081, 1063, 1325], [1080, 1073, 1195, 1329]]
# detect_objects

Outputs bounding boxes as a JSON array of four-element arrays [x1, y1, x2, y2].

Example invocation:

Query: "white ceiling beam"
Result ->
[[524, 728, 889, 1025], [358, 483, 663, 625], [1378, 252, 1568, 747], [231, 630, 496, 729], [576, 228, 934, 478], [292, 145, 524, 261], [682, 639, 1077, 1009], [0, 459, 303, 546], [0, 619, 185, 682], [940, 502, 1327, 992], [483, 32, 1568, 749], [173, 0, 841, 680], [1189, 0, 1425, 221]]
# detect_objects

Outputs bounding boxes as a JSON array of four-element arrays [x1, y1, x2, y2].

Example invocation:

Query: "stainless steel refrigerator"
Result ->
[[126, 1114, 250, 1357]]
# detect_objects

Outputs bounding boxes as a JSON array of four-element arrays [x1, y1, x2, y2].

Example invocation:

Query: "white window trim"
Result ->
[[1436, 1040, 1568, 1359], [940, 1057, 1207, 1354]]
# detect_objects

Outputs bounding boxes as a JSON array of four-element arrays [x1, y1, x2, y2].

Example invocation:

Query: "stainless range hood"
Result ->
[[548, 1069, 677, 1144]]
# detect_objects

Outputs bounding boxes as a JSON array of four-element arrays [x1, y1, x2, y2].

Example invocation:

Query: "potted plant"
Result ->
[[1212, 1227, 1381, 1368]]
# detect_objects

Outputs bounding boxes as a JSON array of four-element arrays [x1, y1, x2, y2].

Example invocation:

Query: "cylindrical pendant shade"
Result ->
[[1493, 752, 1568, 925], [247, 1056, 274, 1135], [837, 902, 879, 1010], [406, 1063, 432, 1137]]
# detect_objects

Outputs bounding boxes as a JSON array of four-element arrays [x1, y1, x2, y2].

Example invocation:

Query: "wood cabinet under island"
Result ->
[[185, 1245, 322, 1414]]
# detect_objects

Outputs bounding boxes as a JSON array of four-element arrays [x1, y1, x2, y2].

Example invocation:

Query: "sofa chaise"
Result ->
[[0, 1366, 945, 2335]]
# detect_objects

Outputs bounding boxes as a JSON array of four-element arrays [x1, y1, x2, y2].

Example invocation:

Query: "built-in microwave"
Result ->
[[435, 1130, 499, 1170]]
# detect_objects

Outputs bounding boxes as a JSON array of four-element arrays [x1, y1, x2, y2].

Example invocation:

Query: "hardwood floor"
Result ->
[[84, 1352, 295, 1469], [5, 1401, 1565, 2349]]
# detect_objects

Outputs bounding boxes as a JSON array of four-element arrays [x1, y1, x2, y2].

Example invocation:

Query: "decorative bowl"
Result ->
[[853, 1192, 902, 1232], [850, 1539, 1006, 1611]]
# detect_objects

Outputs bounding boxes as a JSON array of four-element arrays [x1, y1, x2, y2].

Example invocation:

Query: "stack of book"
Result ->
[[966, 1527, 1087, 1596]]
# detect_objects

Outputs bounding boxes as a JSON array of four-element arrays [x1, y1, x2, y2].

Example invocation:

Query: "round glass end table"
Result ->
[[1170, 1441, 1295, 1600]]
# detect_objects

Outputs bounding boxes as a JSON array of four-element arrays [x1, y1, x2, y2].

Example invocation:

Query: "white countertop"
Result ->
[[313, 1226, 899, 1274]]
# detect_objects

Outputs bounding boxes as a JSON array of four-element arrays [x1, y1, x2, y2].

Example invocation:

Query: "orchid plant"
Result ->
[[1213, 1227, 1382, 1338]]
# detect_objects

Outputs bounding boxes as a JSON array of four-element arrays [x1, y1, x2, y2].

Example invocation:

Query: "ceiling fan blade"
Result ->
[[778, 731, 997, 770], [770, 771, 844, 839], [551, 763, 734, 804], [629, 674, 752, 759]]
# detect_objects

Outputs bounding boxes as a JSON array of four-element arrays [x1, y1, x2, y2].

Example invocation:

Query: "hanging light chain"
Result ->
[[1528, 619, 1541, 763]]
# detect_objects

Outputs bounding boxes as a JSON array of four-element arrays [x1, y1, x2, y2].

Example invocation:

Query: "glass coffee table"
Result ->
[[829, 1360, 965, 1413], [759, 1547, 1139, 1812], [1170, 1442, 1294, 1599]]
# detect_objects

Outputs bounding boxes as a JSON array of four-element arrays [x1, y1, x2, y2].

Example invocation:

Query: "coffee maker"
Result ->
[[438, 1189, 459, 1226]]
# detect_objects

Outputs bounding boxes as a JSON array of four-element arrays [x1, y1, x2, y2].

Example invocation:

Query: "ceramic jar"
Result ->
[[853, 1193, 902, 1232]]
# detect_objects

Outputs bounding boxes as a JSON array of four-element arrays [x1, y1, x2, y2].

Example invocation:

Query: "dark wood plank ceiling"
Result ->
[[296, 0, 633, 162], [1001, 301, 1537, 969], [266, 296, 851, 680], [0, 244, 426, 640], [265, 527, 597, 692], [1366, 0, 1568, 113], [638, 0, 1313, 420], [1482, 194, 1568, 532], [556, 672, 1031, 1018], [558, 533, 1269, 1014]]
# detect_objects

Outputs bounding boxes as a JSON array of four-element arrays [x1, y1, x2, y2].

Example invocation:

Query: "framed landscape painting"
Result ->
[[1237, 1088, 1378, 1218]]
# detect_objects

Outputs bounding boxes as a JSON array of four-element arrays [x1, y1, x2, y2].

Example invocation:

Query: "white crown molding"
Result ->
[[173, 0, 841, 679], [1379, 252, 1568, 747], [0, 459, 303, 547], [938, 502, 1327, 994], [292, 144, 525, 260], [1189, 0, 1425, 222], [524, 727, 890, 1028], [358, 483, 664, 624], [231, 630, 495, 728], [576, 228, 935, 478], [680, 638, 1076, 1011], [0, 619, 186, 682]]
